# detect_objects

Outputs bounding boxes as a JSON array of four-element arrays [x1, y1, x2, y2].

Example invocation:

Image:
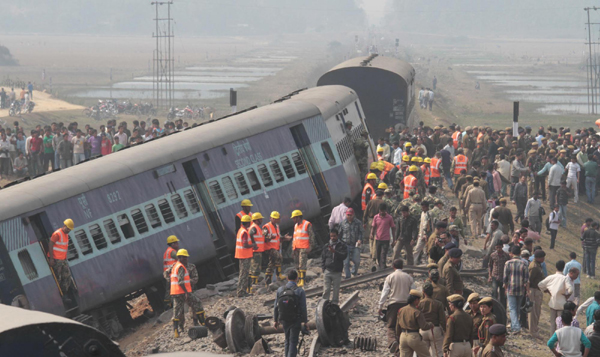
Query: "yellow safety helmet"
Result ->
[[409, 165, 418, 172], [416, 157, 423, 163], [241, 215, 252, 223], [176, 249, 190, 257], [241, 199, 253, 207], [64, 219, 74, 230], [251, 212, 264, 220], [370, 162, 378, 170], [378, 183, 388, 190], [167, 235, 179, 244], [367, 173, 377, 180], [405, 142, 412, 147], [270, 211, 280, 219], [377, 147, 384, 152], [411, 156, 419, 162], [424, 158, 431, 163], [291, 210, 303, 218], [377, 162, 385, 171], [402, 156, 410, 162]]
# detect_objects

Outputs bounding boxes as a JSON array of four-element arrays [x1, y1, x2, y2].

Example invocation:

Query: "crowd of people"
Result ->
[[0, 118, 194, 180], [0, 82, 34, 110]]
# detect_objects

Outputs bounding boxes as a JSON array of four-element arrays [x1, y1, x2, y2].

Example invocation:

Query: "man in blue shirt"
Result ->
[[564, 252, 582, 305], [27, 81, 33, 99], [587, 292, 600, 326], [274, 270, 308, 357]]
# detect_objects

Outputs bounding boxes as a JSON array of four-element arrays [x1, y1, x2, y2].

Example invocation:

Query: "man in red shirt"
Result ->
[[29, 130, 43, 176], [370, 203, 396, 270]]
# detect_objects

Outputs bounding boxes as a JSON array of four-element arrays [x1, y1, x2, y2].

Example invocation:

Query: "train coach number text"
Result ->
[[107, 191, 122, 203]]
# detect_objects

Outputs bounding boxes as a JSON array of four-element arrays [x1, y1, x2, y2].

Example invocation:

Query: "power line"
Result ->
[[152, 1, 175, 110]]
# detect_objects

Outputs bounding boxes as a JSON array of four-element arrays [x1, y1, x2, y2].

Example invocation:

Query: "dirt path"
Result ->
[[0, 90, 84, 119]]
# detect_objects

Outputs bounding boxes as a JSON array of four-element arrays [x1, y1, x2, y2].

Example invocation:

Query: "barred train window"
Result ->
[[103, 219, 121, 244], [184, 189, 201, 214], [18, 249, 38, 280], [89, 224, 108, 250], [145, 203, 162, 228], [67, 239, 79, 261], [222, 177, 238, 200], [158, 199, 176, 223], [269, 160, 284, 183], [291, 153, 307, 175], [171, 194, 188, 219], [246, 168, 262, 191], [131, 209, 149, 234], [208, 181, 226, 204], [233, 172, 250, 195], [280, 155, 296, 179], [257, 164, 273, 187], [73, 229, 93, 255], [118, 214, 135, 239]]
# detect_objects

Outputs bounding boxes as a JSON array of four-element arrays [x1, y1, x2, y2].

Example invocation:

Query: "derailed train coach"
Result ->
[[317, 54, 416, 139], [0, 85, 375, 337]]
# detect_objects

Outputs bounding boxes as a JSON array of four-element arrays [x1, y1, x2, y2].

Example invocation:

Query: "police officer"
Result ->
[[249, 212, 266, 288], [235, 199, 253, 233], [443, 248, 464, 296], [467, 293, 483, 356], [354, 130, 371, 182], [284, 210, 314, 287], [235, 215, 257, 297], [481, 324, 507, 357], [168, 249, 206, 338], [443, 294, 473, 357], [419, 282, 446, 357], [396, 289, 433, 357], [48, 218, 75, 304], [263, 211, 283, 284], [429, 269, 449, 312], [477, 297, 497, 356], [163, 235, 180, 308]]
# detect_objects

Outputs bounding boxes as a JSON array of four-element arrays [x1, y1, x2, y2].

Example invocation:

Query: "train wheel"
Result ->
[[113, 300, 134, 329], [144, 283, 166, 315]]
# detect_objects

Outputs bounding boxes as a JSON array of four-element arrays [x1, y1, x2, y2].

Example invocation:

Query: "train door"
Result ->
[[290, 124, 332, 210], [182, 159, 237, 281], [0, 237, 25, 307], [28, 212, 79, 313]]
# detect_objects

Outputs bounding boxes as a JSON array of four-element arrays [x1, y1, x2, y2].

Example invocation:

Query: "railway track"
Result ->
[[263, 266, 488, 306]]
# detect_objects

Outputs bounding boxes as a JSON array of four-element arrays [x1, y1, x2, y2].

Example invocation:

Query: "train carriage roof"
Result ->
[[320, 55, 415, 86], [0, 85, 357, 222]]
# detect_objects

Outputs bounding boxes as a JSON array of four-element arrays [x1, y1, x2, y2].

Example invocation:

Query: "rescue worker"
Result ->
[[468, 293, 483, 356], [235, 199, 253, 233], [481, 324, 507, 357], [377, 146, 385, 161], [477, 297, 497, 356], [235, 215, 257, 297], [48, 219, 75, 303], [169, 249, 206, 337], [163, 235, 180, 308], [452, 149, 469, 185], [396, 289, 433, 357], [431, 152, 442, 188], [285, 210, 314, 287], [422, 157, 431, 187], [362, 173, 377, 210], [249, 212, 266, 288], [419, 281, 446, 357], [263, 211, 284, 285], [353, 131, 371, 184], [465, 179, 486, 240], [402, 165, 419, 199], [443, 294, 474, 357]]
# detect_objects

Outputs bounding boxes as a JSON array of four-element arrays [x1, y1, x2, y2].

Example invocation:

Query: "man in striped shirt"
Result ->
[[503, 245, 529, 335]]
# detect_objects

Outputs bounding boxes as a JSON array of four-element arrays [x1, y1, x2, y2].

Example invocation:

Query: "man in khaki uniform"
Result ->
[[419, 282, 446, 357], [443, 248, 464, 296], [467, 293, 483, 356], [395, 289, 433, 357], [429, 269, 449, 311], [465, 180, 486, 239], [481, 324, 507, 357], [444, 294, 473, 357]]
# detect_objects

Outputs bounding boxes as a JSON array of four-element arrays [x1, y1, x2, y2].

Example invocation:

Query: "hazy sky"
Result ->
[[358, 0, 388, 25]]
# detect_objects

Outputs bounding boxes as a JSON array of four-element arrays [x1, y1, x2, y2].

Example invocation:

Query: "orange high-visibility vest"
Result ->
[[250, 222, 265, 253], [235, 226, 253, 259], [382, 161, 395, 172], [453, 155, 468, 175], [293, 220, 311, 250], [163, 247, 177, 272], [236, 210, 252, 221], [403, 175, 417, 199], [263, 221, 280, 251], [421, 165, 430, 185], [361, 183, 376, 210], [48, 228, 69, 260], [477, 132, 484, 141], [452, 131, 461, 149], [170, 261, 192, 295], [430, 158, 441, 177]]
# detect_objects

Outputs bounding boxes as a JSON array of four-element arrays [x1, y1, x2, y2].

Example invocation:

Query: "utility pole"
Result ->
[[585, 7, 599, 114], [151, 1, 174, 111]]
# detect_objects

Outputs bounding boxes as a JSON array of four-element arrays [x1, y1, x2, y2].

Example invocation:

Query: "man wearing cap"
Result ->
[[321, 229, 348, 305], [235, 199, 253, 233], [263, 211, 283, 284], [444, 294, 473, 357], [481, 324, 507, 357], [395, 289, 434, 356], [503, 246, 529, 335], [393, 205, 418, 265], [362, 173, 377, 211], [429, 232, 450, 264], [465, 179, 486, 240], [235, 215, 257, 297], [467, 293, 483, 356], [379, 259, 413, 349], [339, 207, 364, 278], [419, 281, 446, 357], [163, 235, 180, 308], [353, 131, 370, 183], [403, 165, 419, 199], [168, 249, 206, 337], [285, 210, 314, 287], [443, 248, 464, 296], [437, 242, 456, 277], [477, 297, 497, 355], [48, 218, 75, 304], [529, 249, 546, 339], [383, 186, 399, 214], [248, 212, 266, 288], [427, 221, 448, 259]]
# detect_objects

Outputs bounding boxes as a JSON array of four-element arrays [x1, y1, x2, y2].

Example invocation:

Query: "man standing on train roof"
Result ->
[[353, 130, 370, 184], [48, 219, 75, 303], [235, 199, 253, 233], [362, 173, 377, 211], [163, 235, 180, 308], [235, 215, 257, 297], [249, 212, 266, 289], [263, 211, 284, 285], [284, 210, 315, 287], [168, 249, 206, 338]]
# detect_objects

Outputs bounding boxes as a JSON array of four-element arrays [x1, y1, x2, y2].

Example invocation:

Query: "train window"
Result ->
[[18, 249, 38, 280], [171, 194, 188, 219], [280, 156, 296, 179], [321, 142, 336, 166], [257, 164, 273, 187], [145, 203, 162, 228], [117, 214, 135, 239], [291, 153, 307, 175], [67, 239, 79, 261], [103, 219, 121, 244], [158, 199, 176, 224], [221, 177, 238, 200], [269, 160, 284, 183], [73, 230, 93, 255], [233, 172, 250, 195], [208, 181, 226, 205], [89, 224, 108, 250], [184, 189, 201, 214], [246, 168, 261, 191], [131, 209, 149, 234]]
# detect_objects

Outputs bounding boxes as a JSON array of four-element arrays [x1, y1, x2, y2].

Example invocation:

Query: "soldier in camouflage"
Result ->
[[353, 131, 371, 183]]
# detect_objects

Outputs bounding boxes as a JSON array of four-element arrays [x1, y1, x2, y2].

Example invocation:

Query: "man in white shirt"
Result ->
[[328, 197, 351, 230], [538, 260, 576, 332], [496, 154, 511, 197], [377, 137, 391, 163], [547, 157, 565, 208], [392, 141, 403, 165], [418, 88, 425, 109], [524, 192, 542, 233], [114, 126, 128, 148], [565, 156, 581, 203], [378, 259, 413, 348]]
